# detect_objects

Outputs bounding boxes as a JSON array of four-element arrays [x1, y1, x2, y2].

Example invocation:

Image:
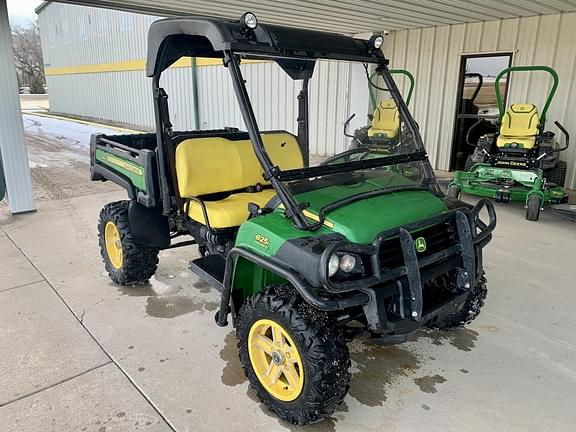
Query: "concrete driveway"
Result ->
[[1, 189, 575, 432], [1, 113, 576, 432]]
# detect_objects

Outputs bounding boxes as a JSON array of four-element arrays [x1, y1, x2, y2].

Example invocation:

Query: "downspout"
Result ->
[[191, 57, 200, 130]]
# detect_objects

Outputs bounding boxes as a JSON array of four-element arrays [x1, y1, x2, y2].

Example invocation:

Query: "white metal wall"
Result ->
[[197, 60, 351, 155], [38, 3, 351, 156], [383, 12, 576, 189]]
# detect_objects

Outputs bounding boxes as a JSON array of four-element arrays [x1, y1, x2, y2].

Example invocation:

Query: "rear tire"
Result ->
[[545, 160, 567, 187], [98, 201, 159, 285], [464, 155, 475, 172], [525, 194, 541, 221], [431, 273, 487, 330], [447, 184, 462, 200], [236, 284, 350, 425]]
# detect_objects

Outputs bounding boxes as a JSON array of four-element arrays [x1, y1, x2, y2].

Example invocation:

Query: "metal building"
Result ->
[[37, 3, 355, 156], [36, 1, 576, 189]]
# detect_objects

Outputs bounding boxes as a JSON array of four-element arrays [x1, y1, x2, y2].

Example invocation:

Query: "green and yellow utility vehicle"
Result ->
[[91, 14, 496, 425], [448, 66, 570, 221]]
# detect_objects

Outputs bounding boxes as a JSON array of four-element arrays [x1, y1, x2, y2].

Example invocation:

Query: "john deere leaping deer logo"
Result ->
[[415, 237, 427, 253]]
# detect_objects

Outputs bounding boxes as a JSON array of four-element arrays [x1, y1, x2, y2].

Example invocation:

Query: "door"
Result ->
[[449, 53, 512, 171]]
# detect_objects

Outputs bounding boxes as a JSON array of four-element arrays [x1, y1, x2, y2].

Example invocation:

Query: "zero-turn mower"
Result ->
[[448, 65, 570, 221]]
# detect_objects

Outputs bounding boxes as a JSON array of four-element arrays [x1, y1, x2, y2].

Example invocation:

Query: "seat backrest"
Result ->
[[500, 104, 539, 137], [369, 99, 400, 138], [175, 132, 303, 198]]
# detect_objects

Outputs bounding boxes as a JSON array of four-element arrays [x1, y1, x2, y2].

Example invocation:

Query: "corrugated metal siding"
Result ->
[[197, 60, 351, 155], [39, 2, 352, 156], [383, 12, 576, 189], [50, 0, 576, 34]]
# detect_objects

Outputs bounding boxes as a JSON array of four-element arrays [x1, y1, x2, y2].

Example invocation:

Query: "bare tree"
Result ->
[[11, 21, 45, 94]]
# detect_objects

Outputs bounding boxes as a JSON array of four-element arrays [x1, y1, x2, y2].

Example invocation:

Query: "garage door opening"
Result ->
[[449, 53, 513, 171]]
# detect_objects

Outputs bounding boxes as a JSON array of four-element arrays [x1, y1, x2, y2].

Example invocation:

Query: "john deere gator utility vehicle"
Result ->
[[91, 13, 496, 425], [448, 66, 570, 221]]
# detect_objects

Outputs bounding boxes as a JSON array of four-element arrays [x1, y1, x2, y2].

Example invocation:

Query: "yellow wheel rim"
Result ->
[[248, 319, 304, 402], [104, 221, 123, 270]]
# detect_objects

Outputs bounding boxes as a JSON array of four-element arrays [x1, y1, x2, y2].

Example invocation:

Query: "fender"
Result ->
[[128, 200, 170, 248], [216, 247, 370, 327]]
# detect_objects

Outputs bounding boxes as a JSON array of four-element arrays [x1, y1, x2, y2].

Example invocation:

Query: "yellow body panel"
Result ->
[[497, 104, 539, 149], [186, 190, 276, 228], [368, 99, 400, 139], [175, 132, 303, 228]]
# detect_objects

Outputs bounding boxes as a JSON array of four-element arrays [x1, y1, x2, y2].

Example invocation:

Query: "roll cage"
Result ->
[[147, 16, 436, 230]]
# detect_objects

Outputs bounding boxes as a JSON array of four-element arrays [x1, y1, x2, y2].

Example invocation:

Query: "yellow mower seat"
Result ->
[[368, 99, 400, 139], [497, 104, 539, 149], [175, 132, 303, 228]]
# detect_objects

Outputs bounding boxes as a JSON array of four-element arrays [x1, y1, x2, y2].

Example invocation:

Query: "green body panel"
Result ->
[[95, 149, 147, 191], [232, 174, 448, 296], [451, 163, 567, 204]]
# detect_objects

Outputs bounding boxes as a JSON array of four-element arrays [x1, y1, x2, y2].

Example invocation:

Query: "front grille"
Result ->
[[378, 219, 459, 270]]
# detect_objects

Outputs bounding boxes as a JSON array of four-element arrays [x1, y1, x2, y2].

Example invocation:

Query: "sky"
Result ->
[[7, 0, 44, 26]]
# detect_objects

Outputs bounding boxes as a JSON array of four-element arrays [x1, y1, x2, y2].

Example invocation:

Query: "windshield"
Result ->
[[224, 53, 439, 229]]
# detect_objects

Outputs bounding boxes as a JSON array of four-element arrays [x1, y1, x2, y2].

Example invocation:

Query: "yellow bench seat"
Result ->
[[187, 189, 276, 228], [175, 132, 303, 228]]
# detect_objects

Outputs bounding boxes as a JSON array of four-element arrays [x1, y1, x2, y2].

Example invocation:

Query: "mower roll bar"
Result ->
[[368, 69, 415, 110], [495, 65, 559, 128]]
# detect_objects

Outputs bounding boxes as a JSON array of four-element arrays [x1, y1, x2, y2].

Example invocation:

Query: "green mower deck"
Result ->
[[450, 163, 568, 204]]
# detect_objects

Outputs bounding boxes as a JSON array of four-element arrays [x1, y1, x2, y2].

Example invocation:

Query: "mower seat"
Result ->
[[497, 104, 539, 150], [367, 99, 400, 140], [175, 132, 303, 228]]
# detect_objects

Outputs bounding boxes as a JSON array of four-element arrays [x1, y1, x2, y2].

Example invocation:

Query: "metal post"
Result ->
[[0, 0, 35, 213]]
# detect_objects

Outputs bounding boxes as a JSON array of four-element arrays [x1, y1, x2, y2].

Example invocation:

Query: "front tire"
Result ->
[[447, 184, 462, 200], [98, 201, 159, 285], [525, 194, 541, 221], [236, 285, 350, 425], [431, 273, 487, 330]]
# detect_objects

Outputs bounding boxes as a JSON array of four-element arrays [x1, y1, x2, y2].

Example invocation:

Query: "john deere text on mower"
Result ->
[[90, 14, 496, 425], [448, 65, 570, 221]]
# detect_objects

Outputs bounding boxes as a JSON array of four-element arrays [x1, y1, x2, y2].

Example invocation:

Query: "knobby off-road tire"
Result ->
[[525, 194, 541, 221], [98, 200, 159, 285], [236, 285, 350, 425], [431, 273, 488, 330]]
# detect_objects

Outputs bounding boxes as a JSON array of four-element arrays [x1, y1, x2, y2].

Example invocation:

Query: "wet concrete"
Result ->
[[416, 328, 479, 352], [2, 136, 576, 432], [219, 332, 247, 386], [146, 295, 218, 319], [348, 340, 420, 407], [413, 374, 447, 394]]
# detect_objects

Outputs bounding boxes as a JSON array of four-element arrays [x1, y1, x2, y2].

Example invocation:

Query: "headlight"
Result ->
[[328, 253, 359, 277], [339, 254, 357, 273], [370, 34, 384, 49], [241, 12, 258, 30], [328, 254, 340, 277]]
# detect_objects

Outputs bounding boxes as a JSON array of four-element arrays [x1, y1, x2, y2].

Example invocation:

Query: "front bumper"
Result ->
[[321, 199, 496, 336]]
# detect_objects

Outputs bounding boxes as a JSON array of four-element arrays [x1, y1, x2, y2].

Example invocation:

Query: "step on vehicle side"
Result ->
[[90, 13, 496, 425], [448, 65, 570, 221]]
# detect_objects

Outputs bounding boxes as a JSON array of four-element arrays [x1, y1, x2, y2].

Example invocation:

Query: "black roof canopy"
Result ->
[[146, 16, 387, 77]]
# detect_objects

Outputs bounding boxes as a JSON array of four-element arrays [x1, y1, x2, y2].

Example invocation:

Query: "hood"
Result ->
[[294, 174, 448, 244]]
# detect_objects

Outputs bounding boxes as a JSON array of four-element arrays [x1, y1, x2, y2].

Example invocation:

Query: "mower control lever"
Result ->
[[538, 121, 569, 160], [553, 121, 570, 153], [344, 113, 356, 138]]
